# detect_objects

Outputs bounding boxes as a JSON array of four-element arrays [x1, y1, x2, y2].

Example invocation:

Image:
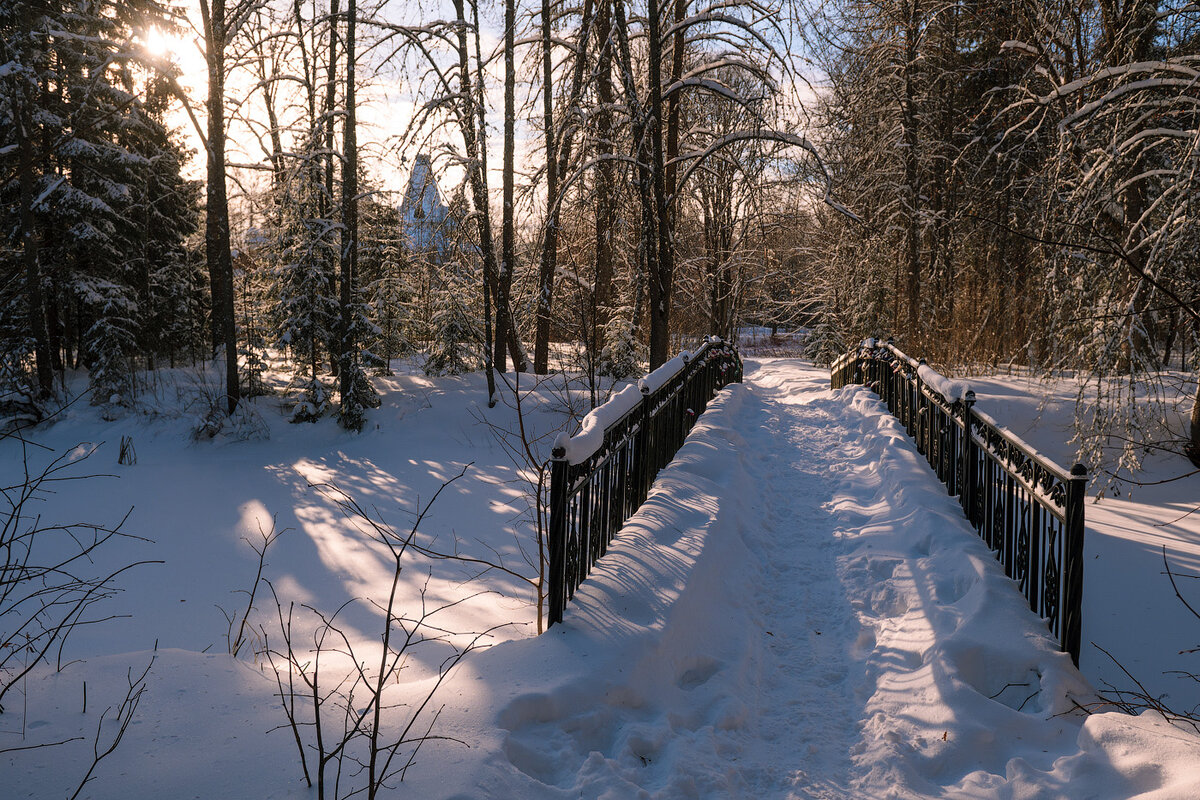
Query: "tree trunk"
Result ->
[[325, 0, 341, 376], [500, 0, 517, 374], [646, 0, 673, 368], [535, 0, 596, 373], [901, 0, 922, 340], [339, 0, 357, 401], [532, 0, 558, 374], [202, 0, 240, 414], [451, 0, 496, 402], [611, 0, 656, 364], [15, 77, 54, 398], [663, 0, 685, 229], [593, 0, 616, 355], [252, 13, 286, 209]]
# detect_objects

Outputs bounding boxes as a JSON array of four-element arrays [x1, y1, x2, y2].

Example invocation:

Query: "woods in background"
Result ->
[[3, 0, 813, 428], [3, 0, 1197, 462], [802, 0, 1200, 464], [1, 1, 203, 421]]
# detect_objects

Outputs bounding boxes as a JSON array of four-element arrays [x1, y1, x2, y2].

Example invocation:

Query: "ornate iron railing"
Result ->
[[832, 339, 1088, 665], [547, 339, 744, 627]]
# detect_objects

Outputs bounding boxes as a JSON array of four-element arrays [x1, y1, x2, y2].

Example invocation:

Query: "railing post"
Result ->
[[680, 352, 693, 442], [635, 383, 653, 504], [547, 448, 569, 627], [884, 338, 896, 410], [1063, 463, 1088, 666], [916, 357, 928, 454], [961, 390, 977, 527]]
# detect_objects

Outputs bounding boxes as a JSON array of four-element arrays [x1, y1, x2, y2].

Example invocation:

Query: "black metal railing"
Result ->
[[832, 339, 1088, 665], [547, 339, 744, 627]]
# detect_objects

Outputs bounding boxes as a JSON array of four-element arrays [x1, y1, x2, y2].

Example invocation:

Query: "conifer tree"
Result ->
[[360, 200, 410, 375], [274, 136, 339, 422], [424, 258, 483, 377], [599, 289, 644, 381], [1, 0, 200, 412]]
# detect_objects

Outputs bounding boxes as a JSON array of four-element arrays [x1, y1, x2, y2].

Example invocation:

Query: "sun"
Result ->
[[140, 25, 174, 60]]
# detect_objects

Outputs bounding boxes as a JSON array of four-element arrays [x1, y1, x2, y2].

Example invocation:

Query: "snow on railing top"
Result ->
[[861, 338, 969, 400], [551, 342, 734, 466], [839, 339, 1073, 489], [552, 384, 643, 466], [881, 341, 919, 368], [971, 406, 1074, 486], [553, 349, 696, 466], [916, 363, 970, 403], [637, 350, 691, 395]]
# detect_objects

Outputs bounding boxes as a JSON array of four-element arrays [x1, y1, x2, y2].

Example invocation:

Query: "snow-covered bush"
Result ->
[[81, 279, 138, 409], [334, 290, 384, 432], [804, 318, 845, 366], [185, 366, 268, 441], [424, 284, 481, 377], [424, 317, 478, 377], [0, 345, 44, 431], [290, 377, 331, 424], [599, 307, 643, 380], [227, 399, 270, 441], [337, 363, 380, 432]]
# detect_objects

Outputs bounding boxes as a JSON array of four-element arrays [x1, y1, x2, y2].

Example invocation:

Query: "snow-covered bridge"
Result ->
[[469, 358, 1200, 798]]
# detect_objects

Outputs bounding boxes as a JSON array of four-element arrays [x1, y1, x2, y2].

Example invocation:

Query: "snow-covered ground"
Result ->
[[3, 358, 1199, 798]]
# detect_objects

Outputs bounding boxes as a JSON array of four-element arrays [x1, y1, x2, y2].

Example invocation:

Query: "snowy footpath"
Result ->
[[4, 359, 1200, 798]]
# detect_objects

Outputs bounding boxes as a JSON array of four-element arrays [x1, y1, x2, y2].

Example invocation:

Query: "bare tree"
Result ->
[[259, 468, 512, 798], [996, 1, 1200, 469], [1, 437, 157, 714], [198, 0, 268, 414]]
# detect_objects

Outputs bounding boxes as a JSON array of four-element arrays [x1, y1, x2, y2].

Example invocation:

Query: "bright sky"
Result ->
[[147, 1, 820, 236], [152, 1, 532, 222]]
